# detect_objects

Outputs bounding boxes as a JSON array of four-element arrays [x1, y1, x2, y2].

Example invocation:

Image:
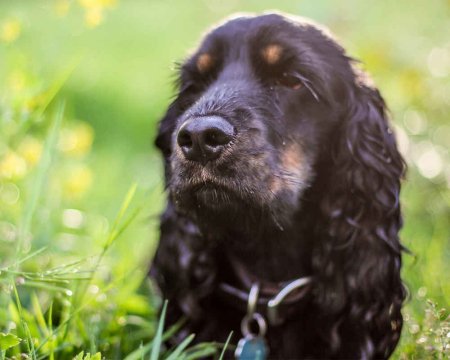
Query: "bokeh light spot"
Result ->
[[62, 208, 85, 229], [0, 183, 20, 205], [59, 122, 94, 157], [0, 221, 17, 242], [416, 147, 444, 179], [403, 109, 427, 135], [428, 47, 450, 78]]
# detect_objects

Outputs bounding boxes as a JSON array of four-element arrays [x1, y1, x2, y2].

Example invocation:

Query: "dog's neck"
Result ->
[[219, 211, 314, 283]]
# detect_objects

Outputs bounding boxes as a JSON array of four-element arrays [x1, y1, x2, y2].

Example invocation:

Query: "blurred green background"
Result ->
[[0, 0, 448, 358]]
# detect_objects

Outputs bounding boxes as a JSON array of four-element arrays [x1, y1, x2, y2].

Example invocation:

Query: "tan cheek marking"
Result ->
[[281, 142, 304, 174], [277, 142, 310, 194], [196, 53, 214, 73], [269, 143, 305, 196], [261, 44, 283, 65], [269, 176, 282, 194]]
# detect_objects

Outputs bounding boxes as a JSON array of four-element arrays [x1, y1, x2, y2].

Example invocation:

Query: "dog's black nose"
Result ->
[[177, 116, 234, 163]]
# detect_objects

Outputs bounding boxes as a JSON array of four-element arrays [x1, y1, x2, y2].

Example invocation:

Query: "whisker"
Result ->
[[293, 71, 320, 102]]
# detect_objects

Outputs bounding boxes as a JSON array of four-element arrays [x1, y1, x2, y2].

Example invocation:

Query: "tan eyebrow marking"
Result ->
[[196, 53, 214, 73], [261, 44, 283, 65]]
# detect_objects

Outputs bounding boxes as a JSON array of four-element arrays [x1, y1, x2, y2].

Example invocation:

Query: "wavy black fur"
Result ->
[[150, 13, 406, 359]]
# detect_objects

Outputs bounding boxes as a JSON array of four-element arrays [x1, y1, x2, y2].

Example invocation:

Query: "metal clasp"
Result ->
[[240, 283, 267, 338], [267, 277, 312, 325]]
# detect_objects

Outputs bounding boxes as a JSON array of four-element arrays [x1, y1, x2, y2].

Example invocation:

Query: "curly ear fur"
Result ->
[[150, 203, 216, 317], [314, 78, 406, 358]]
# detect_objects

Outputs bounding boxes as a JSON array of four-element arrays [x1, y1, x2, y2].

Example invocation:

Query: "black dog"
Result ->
[[151, 13, 406, 359]]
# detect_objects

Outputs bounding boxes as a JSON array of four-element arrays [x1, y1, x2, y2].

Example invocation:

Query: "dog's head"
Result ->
[[156, 13, 402, 233], [154, 13, 406, 357]]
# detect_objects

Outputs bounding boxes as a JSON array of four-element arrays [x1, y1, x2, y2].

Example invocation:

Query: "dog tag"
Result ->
[[235, 335, 268, 360], [236, 312, 268, 360]]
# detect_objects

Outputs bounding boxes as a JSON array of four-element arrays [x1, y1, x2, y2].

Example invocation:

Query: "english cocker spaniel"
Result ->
[[150, 13, 406, 359]]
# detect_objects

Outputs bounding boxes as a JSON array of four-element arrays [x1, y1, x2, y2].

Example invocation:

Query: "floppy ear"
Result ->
[[314, 79, 406, 358], [150, 202, 218, 336]]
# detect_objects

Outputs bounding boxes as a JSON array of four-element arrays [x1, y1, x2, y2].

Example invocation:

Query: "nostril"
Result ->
[[203, 128, 232, 147], [177, 116, 235, 163], [177, 129, 193, 148]]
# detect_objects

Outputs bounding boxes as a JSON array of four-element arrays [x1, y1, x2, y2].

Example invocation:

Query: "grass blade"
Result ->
[[16, 103, 64, 256], [12, 283, 37, 360], [165, 334, 195, 360], [104, 183, 138, 250], [19, 281, 70, 293], [47, 302, 54, 360], [183, 345, 217, 360], [140, 342, 144, 360], [36, 266, 153, 353], [218, 332, 233, 360], [124, 342, 152, 360], [0, 247, 47, 272], [31, 292, 49, 337], [150, 300, 167, 360], [35, 56, 81, 118]]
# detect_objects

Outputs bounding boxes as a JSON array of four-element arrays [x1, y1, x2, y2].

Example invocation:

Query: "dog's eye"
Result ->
[[276, 72, 303, 90]]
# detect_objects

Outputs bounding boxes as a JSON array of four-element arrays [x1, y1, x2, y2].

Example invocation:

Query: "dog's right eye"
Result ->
[[275, 72, 303, 90]]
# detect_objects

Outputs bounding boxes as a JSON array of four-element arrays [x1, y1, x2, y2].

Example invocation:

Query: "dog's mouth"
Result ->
[[172, 178, 246, 213], [170, 158, 308, 231], [196, 182, 230, 201], [169, 145, 294, 218], [189, 181, 236, 200]]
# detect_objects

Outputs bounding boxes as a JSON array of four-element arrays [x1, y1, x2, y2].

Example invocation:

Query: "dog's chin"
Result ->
[[173, 182, 243, 214], [171, 181, 258, 232], [171, 180, 300, 234]]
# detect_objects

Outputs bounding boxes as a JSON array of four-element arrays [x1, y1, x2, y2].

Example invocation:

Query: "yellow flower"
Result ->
[[63, 164, 93, 198], [85, 7, 103, 28], [0, 150, 27, 180], [78, 0, 95, 8], [59, 122, 95, 157], [18, 136, 43, 167], [0, 19, 21, 44], [78, 0, 117, 27], [55, 0, 71, 17], [78, 0, 117, 9]]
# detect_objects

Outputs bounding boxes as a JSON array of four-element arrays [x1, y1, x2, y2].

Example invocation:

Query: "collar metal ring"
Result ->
[[241, 312, 267, 337], [247, 282, 260, 317], [267, 276, 312, 325]]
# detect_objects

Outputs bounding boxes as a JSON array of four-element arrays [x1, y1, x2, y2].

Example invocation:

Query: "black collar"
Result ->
[[217, 255, 313, 326]]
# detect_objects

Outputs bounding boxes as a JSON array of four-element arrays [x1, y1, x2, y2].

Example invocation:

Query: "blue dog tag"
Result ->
[[235, 335, 268, 360]]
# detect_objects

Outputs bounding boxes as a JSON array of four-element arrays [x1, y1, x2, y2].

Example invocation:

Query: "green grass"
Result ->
[[0, 0, 449, 358]]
